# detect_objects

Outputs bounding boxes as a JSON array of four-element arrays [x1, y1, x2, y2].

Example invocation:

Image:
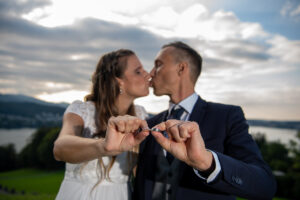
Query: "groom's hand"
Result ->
[[151, 120, 213, 171], [104, 115, 149, 155]]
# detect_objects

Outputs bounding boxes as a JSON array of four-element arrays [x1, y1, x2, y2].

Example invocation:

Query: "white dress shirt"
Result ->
[[167, 92, 221, 183]]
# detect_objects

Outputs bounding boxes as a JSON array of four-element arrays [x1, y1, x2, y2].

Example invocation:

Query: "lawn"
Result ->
[[0, 169, 289, 200], [0, 194, 56, 200], [0, 168, 64, 199]]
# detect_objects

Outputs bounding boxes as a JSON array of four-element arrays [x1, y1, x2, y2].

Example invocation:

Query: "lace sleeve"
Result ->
[[64, 100, 86, 119], [135, 105, 149, 120]]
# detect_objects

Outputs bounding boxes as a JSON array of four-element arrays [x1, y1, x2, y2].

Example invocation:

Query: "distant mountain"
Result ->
[[1, 94, 299, 130], [147, 114, 300, 130], [247, 120, 300, 130], [0, 94, 68, 108], [0, 94, 69, 128]]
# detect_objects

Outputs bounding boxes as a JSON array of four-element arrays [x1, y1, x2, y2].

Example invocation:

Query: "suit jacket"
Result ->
[[134, 96, 276, 200]]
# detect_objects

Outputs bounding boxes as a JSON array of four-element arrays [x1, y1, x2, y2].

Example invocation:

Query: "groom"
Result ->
[[134, 41, 276, 200]]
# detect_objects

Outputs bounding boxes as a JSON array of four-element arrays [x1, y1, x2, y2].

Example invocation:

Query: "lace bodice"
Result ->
[[62, 100, 148, 185], [65, 100, 148, 136]]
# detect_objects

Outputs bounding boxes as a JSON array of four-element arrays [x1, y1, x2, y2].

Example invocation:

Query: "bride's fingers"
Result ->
[[124, 117, 134, 133], [133, 118, 144, 133], [134, 129, 149, 144], [116, 118, 126, 133], [140, 119, 149, 129]]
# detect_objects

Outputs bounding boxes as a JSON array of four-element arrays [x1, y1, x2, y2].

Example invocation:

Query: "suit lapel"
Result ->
[[189, 96, 208, 140]]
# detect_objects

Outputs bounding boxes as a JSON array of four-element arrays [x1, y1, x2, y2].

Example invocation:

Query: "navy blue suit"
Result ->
[[134, 96, 276, 200]]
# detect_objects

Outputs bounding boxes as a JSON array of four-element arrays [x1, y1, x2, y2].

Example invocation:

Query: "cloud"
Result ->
[[280, 0, 300, 18], [267, 35, 300, 64], [290, 4, 300, 17], [280, 1, 292, 17], [135, 5, 269, 41], [0, 0, 299, 120], [0, 14, 164, 97], [0, 0, 51, 17], [22, 1, 269, 41]]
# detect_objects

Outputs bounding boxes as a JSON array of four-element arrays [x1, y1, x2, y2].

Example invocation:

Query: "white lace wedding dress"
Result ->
[[55, 100, 148, 200]]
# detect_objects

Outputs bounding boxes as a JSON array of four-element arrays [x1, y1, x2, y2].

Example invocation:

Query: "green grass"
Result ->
[[0, 169, 289, 200], [237, 198, 288, 200], [0, 168, 64, 195], [0, 194, 56, 200]]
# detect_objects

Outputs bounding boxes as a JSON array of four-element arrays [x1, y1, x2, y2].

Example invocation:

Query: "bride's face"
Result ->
[[120, 54, 150, 98]]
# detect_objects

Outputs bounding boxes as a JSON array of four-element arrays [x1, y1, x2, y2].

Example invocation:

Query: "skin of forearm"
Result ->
[[53, 135, 106, 164], [190, 150, 214, 171]]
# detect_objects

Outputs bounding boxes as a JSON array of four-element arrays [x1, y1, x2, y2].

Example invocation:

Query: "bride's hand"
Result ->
[[103, 115, 150, 155]]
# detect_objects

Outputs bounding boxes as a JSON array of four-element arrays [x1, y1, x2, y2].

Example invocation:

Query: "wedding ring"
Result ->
[[136, 127, 163, 134], [151, 127, 162, 132]]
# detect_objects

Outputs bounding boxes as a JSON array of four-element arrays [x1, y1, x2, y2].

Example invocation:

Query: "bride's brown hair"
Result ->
[[84, 49, 138, 190], [85, 49, 136, 136]]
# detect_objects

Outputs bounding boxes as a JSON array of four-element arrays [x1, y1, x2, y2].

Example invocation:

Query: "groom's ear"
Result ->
[[177, 62, 188, 76]]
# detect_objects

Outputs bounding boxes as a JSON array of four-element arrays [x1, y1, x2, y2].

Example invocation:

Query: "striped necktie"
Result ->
[[167, 105, 185, 120], [165, 105, 185, 164]]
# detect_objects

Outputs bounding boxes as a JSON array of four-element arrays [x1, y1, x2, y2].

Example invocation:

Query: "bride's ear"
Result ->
[[116, 77, 124, 89]]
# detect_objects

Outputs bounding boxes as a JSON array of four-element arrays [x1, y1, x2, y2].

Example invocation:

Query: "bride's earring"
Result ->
[[120, 88, 123, 94]]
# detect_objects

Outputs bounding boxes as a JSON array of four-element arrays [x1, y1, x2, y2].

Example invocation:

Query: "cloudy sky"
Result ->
[[0, 0, 300, 120]]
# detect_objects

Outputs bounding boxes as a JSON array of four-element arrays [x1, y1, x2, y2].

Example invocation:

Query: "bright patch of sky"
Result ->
[[210, 0, 300, 40]]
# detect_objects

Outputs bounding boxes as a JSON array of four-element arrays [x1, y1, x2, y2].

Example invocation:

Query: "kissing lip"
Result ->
[[148, 77, 153, 87]]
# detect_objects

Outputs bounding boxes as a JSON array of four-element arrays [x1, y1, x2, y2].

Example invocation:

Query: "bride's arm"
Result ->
[[53, 113, 150, 164], [53, 113, 107, 164]]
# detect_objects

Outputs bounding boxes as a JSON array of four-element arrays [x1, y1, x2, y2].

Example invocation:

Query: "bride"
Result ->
[[53, 49, 150, 200]]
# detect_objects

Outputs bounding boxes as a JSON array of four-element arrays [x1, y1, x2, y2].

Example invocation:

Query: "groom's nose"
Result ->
[[150, 67, 156, 77]]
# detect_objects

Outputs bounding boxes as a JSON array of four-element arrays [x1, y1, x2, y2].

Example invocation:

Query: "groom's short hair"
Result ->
[[162, 41, 202, 84]]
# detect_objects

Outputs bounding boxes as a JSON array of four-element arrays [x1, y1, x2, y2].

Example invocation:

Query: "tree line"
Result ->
[[0, 127, 64, 171], [0, 127, 300, 199]]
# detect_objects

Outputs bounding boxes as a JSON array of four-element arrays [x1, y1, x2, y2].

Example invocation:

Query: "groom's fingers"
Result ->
[[151, 128, 171, 152], [165, 120, 190, 142], [152, 121, 167, 132]]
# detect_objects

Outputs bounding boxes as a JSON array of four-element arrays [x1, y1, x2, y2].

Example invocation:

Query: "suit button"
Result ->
[[232, 176, 243, 185], [167, 188, 172, 194], [168, 172, 172, 177]]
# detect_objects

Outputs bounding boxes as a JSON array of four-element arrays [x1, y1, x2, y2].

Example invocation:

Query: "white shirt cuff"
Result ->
[[193, 150, 221, 183]]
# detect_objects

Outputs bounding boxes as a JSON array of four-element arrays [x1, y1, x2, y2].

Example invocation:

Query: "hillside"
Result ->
[[247, 119, 300, 130], [0, 94, 68, 128], [1, 93, 300, 130]]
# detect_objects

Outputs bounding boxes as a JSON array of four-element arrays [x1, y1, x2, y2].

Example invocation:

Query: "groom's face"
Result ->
[[150, 47, 179, 96]]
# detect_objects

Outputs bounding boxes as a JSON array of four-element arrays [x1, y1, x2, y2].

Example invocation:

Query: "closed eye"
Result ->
[[135, 66, 143, 75], [155, 60, 163, 68]]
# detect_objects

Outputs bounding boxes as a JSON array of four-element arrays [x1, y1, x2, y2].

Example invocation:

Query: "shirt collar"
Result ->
[[168, 92, 198, 114]]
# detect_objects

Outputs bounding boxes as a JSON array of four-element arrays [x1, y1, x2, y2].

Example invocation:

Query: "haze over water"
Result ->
[[0, 126, 298, 153]]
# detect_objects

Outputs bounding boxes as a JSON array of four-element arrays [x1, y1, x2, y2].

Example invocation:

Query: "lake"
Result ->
[[0, 126, 299, 153], [0, 128, 36, 152], [249, 126, 299, 145]]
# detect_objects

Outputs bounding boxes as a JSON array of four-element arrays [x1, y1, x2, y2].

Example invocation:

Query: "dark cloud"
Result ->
[[0, 9, 165, 96], [203, 57, 238, 71], [0, 0, 288, 108], [0, 12, 275, 97], [0, 0, 51, 17], [220, 40, 270, 62]]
